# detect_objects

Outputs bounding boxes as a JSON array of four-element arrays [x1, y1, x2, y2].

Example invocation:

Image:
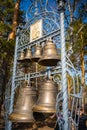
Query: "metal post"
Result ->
[[36, 63, 38, 90], [57, 0, 69, 130], [7, 28, 19, 130]]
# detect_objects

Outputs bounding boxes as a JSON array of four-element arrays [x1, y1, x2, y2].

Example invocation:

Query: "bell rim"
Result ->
[[38, 58, 60, 66], [17, 59, 25, 62], [9, 113, 35, 122], [31, 57, 40, 62], [32, 105, 56, 113], [24, 58, 32, 62]]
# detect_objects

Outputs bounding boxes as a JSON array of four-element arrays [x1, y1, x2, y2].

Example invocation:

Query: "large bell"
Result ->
[[38, 39, 60, 66], [24, 48, 32, 62], [17, 51, 25, 62], [32, 79, 58, 114], [31, 45, 42, 62], [9, 81, 36, 122]]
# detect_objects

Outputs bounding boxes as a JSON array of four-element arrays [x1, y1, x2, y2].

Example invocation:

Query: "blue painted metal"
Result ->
[[6, 28, 20, 130], [59, 0, 69, 129], [17, 29, 60, 51]]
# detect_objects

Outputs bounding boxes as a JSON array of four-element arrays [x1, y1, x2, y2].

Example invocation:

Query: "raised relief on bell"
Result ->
[[30, 19, 42, 42]]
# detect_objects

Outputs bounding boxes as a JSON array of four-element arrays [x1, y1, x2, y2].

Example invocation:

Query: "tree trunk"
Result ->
[[80, 33, 85, 107], [67, 75, 73, 110], [81, 50, 85, 87], [81, 49, 85, 107], [68, 77, 71, 110], [8, 0, 20, 40]]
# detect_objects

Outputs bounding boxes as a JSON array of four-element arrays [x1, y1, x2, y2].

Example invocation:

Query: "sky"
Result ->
[[20, 0, 87, 23], [20, 0, 57, 21]]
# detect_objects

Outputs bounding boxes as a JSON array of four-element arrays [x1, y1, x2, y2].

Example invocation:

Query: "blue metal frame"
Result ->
[[4, 0, 82, 130]]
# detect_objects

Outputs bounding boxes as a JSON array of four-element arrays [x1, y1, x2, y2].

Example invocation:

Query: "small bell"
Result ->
[[31, 45, 42, 62], [24, 48, 32, 62], [17, 51, 25, 62]]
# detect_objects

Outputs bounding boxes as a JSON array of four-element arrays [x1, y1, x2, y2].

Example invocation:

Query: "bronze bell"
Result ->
[[31, 45, 42, 62], [24, 48, 32, 62], [9, 81, 37, 122], [38, 39, 60, 66], [32, 79, 58, 114], [17, 51, 24, 62]]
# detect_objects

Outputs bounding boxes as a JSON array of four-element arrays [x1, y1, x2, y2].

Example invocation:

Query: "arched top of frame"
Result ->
[[18, 0, 60, 48], [25, 0, 59, 23]]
